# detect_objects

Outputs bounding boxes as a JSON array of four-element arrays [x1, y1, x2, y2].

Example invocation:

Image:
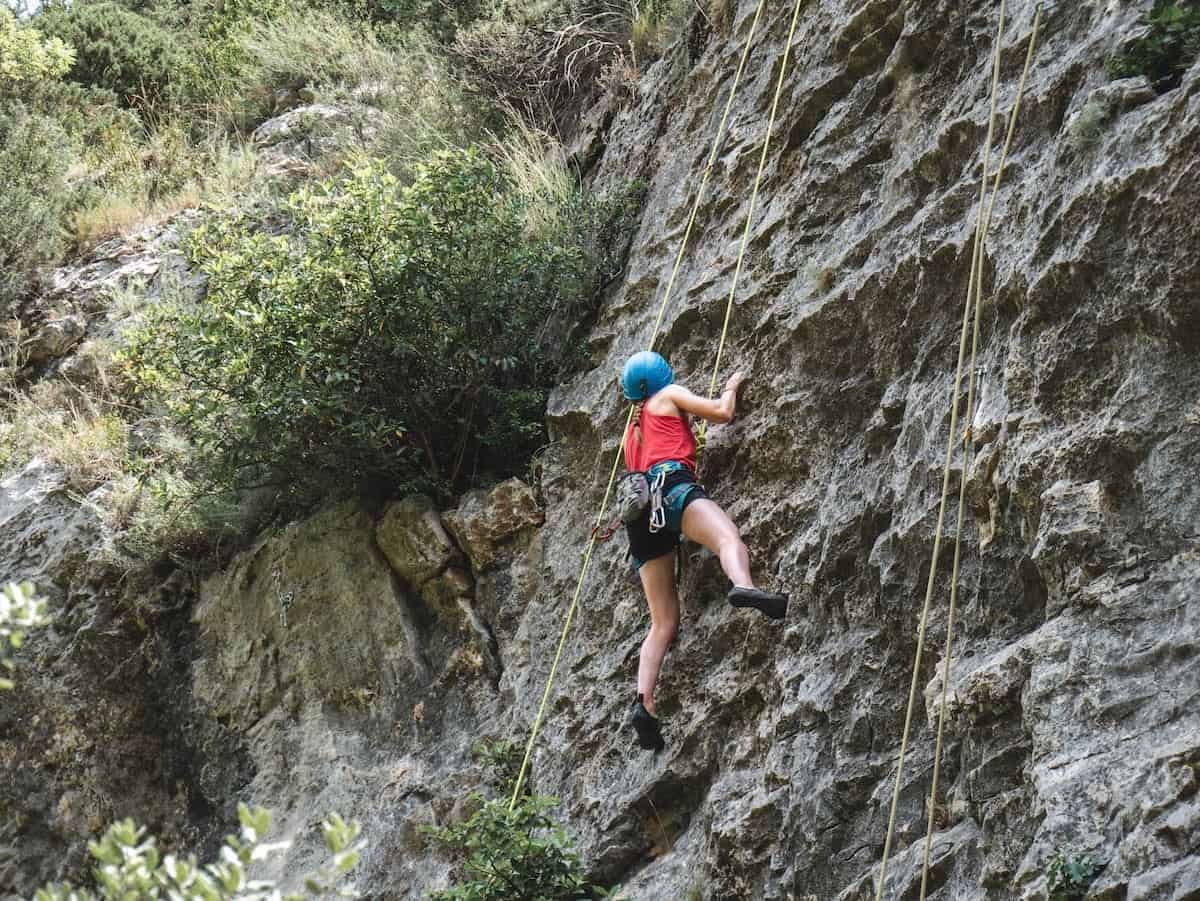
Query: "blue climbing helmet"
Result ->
[[621, 351, 674, 401]]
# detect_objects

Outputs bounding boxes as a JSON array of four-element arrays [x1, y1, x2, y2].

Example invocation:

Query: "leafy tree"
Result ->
[[34, 804, 363, 900], [123, 148, 639, 502], [0, 581, 47, 690], [0, 5, 75, 85]]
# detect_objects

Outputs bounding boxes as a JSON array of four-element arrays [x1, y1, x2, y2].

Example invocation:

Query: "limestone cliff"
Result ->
[[3, 1, 1200, 899]]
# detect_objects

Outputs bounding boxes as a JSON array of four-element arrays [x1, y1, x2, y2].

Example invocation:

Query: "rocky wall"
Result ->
[[4, 0, 1200, 899]]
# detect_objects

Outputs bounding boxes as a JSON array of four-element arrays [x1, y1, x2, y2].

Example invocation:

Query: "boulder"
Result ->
[[443, 478, 544, 572]]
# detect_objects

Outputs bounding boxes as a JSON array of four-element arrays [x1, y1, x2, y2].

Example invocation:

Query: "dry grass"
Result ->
[[365, 34, 485, 172], [708, 0, 731, 34], [0, 384, 129, 493], [489, 115, 575, 238], [71, 195, 160, 250], [70, 138, 258, 252]]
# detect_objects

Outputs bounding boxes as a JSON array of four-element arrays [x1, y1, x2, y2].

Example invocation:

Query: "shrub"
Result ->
[[370, 0, 485, 41], [451, 1, 630, 123], [122, 148, 641, 502], [34, 803, 364, 900], [425, 793, 610, 901], [36, 1, 184, 108], [0, 5, 74, 86], [424, 741, 617, 900], [1109, 0, 1200, 93], [179, 4, 395, 132], [235, 9, 394, 97], [0, 104, 73, 314], [0, 581, 47, 691], [451, 0, 691, 122], [1045, 849, 1103, 901]]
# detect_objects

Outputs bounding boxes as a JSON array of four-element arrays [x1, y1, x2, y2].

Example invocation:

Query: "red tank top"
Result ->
[[624, 406, 697, 472]]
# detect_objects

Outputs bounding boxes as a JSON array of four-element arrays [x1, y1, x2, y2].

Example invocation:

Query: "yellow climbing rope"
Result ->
[[875, 4, 1042, 899], [918, 9, 1041, 900], [698, 0, 807, 453], [508, 0, 774, 810]]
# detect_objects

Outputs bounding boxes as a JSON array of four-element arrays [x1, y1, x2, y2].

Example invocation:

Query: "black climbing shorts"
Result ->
[[625, 464, 707, 570]]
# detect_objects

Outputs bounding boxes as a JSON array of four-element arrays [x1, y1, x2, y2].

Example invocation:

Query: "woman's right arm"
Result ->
[[665, 373, 744, 423]]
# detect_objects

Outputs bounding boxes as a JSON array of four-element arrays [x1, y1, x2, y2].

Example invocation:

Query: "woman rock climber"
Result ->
[[620, 350, 788, 752]]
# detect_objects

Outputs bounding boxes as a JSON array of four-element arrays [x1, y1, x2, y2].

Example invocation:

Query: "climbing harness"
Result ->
[[508, 0, 793, 809], [874, 4, 1042, 900]]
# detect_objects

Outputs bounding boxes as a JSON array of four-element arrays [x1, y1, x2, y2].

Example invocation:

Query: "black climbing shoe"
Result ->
[[727, 586, 789, 620], [632, 695, 665, 752]]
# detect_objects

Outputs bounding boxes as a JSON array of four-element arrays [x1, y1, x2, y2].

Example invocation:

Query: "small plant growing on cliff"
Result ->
[[1108, 0, 1200, 93], [1045, 848, 1102, 901], [34, 803, 364, 900], [425, 794, 613, 901], [0, 581, 47, 690], [424, 740, 619, 900]]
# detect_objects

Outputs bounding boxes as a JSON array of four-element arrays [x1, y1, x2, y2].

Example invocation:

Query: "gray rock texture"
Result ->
[[251, 102, 382, 177], [3, 0, 1200, 899]]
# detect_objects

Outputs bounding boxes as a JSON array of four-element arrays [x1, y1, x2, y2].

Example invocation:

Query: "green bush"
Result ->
[[34, 803, 363, 900], [122, 148, 640, 502], [425, 794, 611, 901], [0, 104, 73, 314], [36, 1, 184, 108], [424, 741, 618, 900], [1109, 0, 1200, 92], [0, 5, 75, 86]]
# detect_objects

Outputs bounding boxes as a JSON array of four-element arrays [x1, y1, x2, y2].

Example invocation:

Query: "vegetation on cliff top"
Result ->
[[122, 149, 642, 502], [0, 0, 701, 570]]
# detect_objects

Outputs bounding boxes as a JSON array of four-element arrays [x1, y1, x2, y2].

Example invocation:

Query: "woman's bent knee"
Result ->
[[716, 526, 743, 554], [651, 617, 679, 643]]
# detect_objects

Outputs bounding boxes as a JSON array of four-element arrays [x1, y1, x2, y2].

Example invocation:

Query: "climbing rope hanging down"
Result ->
[[508, 0, 784, 810], [698, 0, 807, 452], [874, 4, 1042, 900]]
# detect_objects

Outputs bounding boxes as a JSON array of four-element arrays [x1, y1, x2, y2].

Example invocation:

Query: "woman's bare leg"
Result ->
[[681, 498, 754, 588], [637, 553, 680, 715]]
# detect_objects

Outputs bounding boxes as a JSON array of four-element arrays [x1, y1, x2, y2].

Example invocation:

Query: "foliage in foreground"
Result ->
[[0, 581, 47, 690], [123, 148, 641, 501], [424, 741, 618, 900], [34, 804, 363, 901], [1109, 0, 1200, 92]]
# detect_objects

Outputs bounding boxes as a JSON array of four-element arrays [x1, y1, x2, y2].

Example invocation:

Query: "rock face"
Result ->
[[529, 1, 1200, 896], [0, 460, 229, 891], [4, 1, 1200, 899]]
